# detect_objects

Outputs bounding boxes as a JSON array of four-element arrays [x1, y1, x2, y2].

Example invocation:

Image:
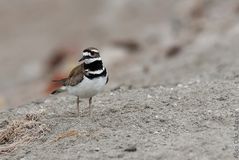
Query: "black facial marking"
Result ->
[[83, 49, 92, 53], [83, 55, 92, 59]]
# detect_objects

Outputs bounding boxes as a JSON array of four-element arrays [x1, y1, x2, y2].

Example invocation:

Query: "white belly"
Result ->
[[67, 76, 107, 98]]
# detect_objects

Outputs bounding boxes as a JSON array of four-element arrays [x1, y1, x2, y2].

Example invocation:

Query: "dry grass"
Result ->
[[52, 129, 100, 143], [52, 130, 79, 142], [0, 114, 50, 154]]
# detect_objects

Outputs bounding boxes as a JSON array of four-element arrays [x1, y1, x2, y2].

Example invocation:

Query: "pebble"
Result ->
[[177, 84, 183, 87], [124, 145, 137, 152]]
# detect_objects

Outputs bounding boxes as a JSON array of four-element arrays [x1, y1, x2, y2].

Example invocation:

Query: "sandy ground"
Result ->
[[1, 0, 239, 159], [0, 81, 237, 160]]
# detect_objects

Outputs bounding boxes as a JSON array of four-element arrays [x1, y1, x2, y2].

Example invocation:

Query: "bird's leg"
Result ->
[[77, 96, 80, 116], [89, 97, 92, 117]]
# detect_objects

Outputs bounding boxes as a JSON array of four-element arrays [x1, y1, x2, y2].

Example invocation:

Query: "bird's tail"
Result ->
[[51, 86, 67, 94], [51, 78, 67, 94], [52, 78, 67, 84]]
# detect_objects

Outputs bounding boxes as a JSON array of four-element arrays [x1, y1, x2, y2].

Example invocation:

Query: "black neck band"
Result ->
[[85, 68, 107, 79], [84, 60, 103, 71]]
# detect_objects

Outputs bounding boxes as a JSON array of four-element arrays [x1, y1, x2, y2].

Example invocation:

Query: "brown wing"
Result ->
[[64, 63, 85, 86], [52, 63, 85, 86]]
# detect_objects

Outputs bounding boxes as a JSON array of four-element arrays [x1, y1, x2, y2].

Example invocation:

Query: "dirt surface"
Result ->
[[1, 0, 239, 159], [0, 80, 238, 160]]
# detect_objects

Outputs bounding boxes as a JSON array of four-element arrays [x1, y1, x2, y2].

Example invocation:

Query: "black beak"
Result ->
[[78, 56, 85, 62]]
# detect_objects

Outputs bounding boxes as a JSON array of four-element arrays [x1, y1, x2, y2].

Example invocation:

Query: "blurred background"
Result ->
[[0, 0, 238, 109]]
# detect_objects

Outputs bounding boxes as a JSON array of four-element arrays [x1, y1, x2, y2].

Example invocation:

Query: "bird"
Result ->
[[51, 47, 109, 117]]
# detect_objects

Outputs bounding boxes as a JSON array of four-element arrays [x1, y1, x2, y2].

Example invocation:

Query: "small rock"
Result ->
[[145, 120, 150, 123], [165, 45, 182, 58], [222, 145, 228, 151], [216, 97, 227, 101], [177, 84, 183, 88], [124, 145, 137, 152], [144, 105, 151, 109], [109, 108, 118, 113]]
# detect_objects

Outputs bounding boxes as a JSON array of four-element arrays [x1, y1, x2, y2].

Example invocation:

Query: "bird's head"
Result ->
[[79, 47, 101, 63]]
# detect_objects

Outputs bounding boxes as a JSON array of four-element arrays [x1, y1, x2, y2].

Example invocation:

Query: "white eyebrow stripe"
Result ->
[[83, 52, 91, 56], [85, 57, 102, 63], [91, 49, 99, 52], [87, 68, 105, 74]]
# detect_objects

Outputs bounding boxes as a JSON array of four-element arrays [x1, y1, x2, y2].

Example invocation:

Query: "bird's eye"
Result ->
[[90, 52, 96, 56]]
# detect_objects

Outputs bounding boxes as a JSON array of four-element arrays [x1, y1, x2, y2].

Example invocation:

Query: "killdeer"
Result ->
[[51, 47, 109, 116]]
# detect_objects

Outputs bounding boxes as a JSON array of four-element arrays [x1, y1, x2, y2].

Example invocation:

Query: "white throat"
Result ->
[[85, 57, 102, 64]]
